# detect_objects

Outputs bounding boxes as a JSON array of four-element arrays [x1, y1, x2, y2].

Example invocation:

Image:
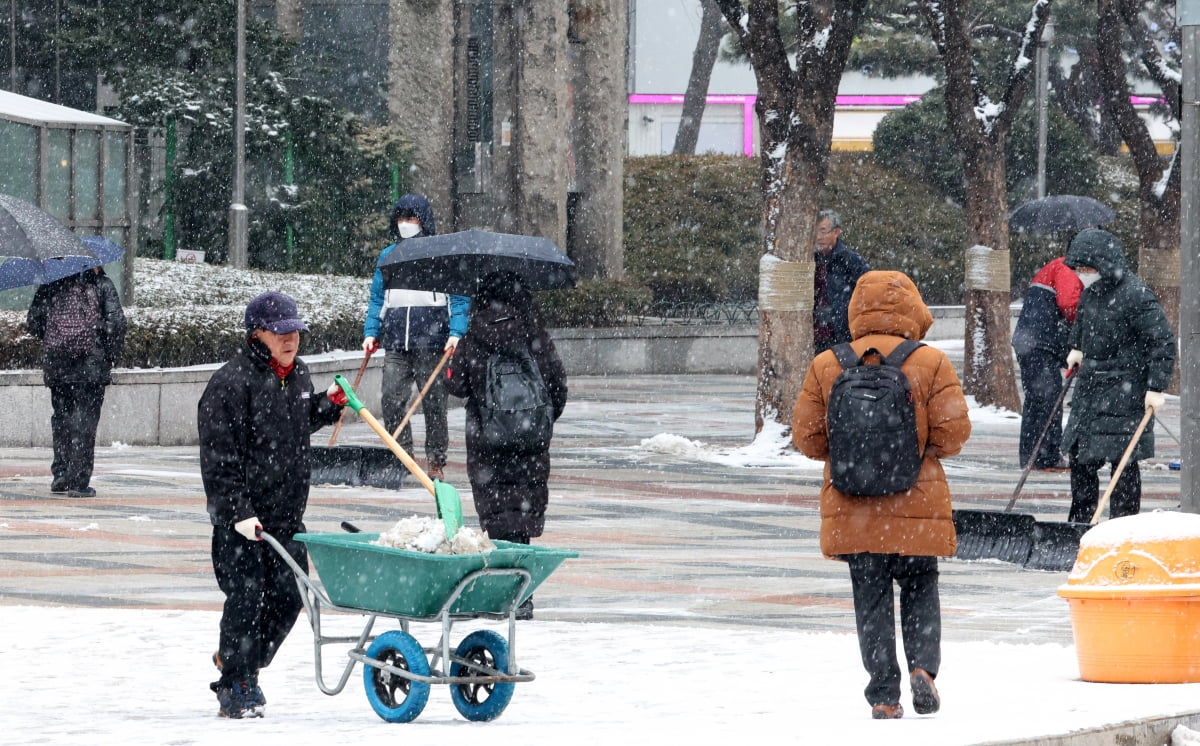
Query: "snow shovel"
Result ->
[[334, 374, 464, 539], [390, 346, 454, 440], [953, 367, 1077, 567], [1025, 406, 1156, 571]]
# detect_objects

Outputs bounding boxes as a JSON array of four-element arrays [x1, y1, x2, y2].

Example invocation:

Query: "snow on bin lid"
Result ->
[[1059, 511, 1200, 598]]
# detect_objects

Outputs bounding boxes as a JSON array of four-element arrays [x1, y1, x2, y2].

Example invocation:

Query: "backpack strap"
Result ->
[[831, 343, 861, 371], [883, 339, 924, 367]]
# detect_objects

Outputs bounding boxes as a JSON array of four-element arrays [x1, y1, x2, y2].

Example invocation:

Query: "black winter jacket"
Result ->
[[198, 340, 343, 532], [26, 269, 126, 387], [445, 294, 567, 539], [814, 240, 870, 353], [1062, 230, 1175, 463]]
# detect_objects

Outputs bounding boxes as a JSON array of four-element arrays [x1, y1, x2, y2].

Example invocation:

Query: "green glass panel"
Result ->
[[103, 131, 127, 219], [47, 129, 71, 218], [74, 130, 99, 220], [0, 120, 37, 203]]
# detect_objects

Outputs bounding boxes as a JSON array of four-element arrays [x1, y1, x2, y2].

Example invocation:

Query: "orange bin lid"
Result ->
[[1058, 511, 1200, 599]]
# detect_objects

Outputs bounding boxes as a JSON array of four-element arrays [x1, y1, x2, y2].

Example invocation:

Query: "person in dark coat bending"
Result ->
[[444, 272, 567, 618], [26, 266, 126, 497], [1011, 257, 1082, 471], [198, 292, 346, 718], [1061, 229, 1175, 524]]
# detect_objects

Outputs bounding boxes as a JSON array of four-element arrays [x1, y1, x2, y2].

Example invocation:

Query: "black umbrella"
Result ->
[[377, 229, 577, 296], [1008, 195, 1116, 235], [0, 193, 99, 290]]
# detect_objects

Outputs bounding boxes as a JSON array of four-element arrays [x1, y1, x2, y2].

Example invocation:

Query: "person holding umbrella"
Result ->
[[444, 271, 568, 620], [362, 194, 470, 481], [26, 265, 126, 497], [1061, 229, 1174, 523]]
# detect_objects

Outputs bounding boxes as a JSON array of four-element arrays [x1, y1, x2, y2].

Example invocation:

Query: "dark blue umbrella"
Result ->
[[377, 229, 576, 296], [0, 193, 104, 290]]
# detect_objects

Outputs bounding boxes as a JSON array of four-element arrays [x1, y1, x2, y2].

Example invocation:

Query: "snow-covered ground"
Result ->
[[3, 603, 1200, 745]]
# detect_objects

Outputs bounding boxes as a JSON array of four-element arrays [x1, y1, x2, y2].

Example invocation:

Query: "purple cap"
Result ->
[[244, 292, 309, 334]]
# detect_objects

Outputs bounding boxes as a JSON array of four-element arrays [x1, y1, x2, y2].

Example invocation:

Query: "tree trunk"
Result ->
[[961, 147, 1021, 411], [568, 0, 627, 280], [672, 0, 724, 155], [1096, 0, 1182, 392], [715, 0, 866, 429]]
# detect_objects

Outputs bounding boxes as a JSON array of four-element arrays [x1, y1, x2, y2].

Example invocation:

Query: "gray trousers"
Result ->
[[381, 347, 448, 465]]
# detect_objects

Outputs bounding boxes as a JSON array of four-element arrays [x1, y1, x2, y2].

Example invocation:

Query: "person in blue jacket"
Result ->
[[362, 194, 470, 480]]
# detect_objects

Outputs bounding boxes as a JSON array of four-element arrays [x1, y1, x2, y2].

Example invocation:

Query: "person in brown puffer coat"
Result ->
[[792, 270, 971, 721]]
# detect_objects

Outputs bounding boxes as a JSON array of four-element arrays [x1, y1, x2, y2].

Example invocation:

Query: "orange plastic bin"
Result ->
[[1058, 511, 1200, 683]]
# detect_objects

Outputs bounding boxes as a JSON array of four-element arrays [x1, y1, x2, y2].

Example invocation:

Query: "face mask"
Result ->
[[1076, 271, 1100, 289], [396, 222, 421, 239]]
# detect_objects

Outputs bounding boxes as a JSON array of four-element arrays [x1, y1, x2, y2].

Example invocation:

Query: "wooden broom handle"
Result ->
[[326, 351, 372, 446], [390, 346, 455, 440], [1090, 407, 1154, 525]]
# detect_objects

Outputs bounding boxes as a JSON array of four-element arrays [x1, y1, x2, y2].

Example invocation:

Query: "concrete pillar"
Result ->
[[388, 0, 456, 226], [568, 0, 627, 280]]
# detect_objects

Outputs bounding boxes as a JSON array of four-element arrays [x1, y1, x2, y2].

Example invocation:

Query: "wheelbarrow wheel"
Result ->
[[363, 630, 430, 723], [449, 630, 516, 722]]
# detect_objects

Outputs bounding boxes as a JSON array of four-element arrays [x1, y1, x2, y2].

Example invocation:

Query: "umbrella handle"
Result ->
[[1090, 407, 1155, 525], [390, 347, 454, 440]]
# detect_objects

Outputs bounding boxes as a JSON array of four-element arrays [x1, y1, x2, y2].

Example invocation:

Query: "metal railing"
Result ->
[[635, 300, 759, 326]]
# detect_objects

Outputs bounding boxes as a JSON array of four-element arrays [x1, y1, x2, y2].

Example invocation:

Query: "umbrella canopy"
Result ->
[[377, 229, 576, 296], [1009, 195, 1116, 235], [0, 194, 101, 291]]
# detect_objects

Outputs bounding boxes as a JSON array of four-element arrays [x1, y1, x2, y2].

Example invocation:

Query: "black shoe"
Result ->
[[213, 652, 266, 709], [50, 478, 67, 494], [910, 669, 940, 715], [213, 680, 264, 719], [67, 486, 96, 498], [515, 596, 534, 620]]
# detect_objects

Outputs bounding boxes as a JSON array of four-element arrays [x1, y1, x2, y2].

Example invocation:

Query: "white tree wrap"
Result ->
[[964, 245, 1010, 292], [758, 255, 814, 312]]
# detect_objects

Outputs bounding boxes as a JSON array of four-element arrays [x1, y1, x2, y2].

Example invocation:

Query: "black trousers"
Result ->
[[1017, 351, 1064, 468], [211, 527, 307, 684], [845, 553, 941, 707], [49, 382, 106, 491], [1068, 455, 1141, 523]]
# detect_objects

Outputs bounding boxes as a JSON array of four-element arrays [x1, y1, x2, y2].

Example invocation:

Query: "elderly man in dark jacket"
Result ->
[[1061, 229, 1174, 524], [813, 210, 871, 354], [198, 291, 345, 719], [26, 266, 126, 498]]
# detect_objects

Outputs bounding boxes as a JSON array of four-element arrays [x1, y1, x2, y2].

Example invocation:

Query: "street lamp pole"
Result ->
[[1035, 17, 1054, 200], [227, 0, 248, 268], [1180, 0, 1200, 512]]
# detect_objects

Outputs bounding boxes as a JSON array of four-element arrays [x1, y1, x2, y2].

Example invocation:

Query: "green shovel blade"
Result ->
[[434, 480, 464, 538]]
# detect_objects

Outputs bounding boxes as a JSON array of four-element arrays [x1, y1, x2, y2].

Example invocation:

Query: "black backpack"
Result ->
[[827, 340, 924, 496], [479, 345, 554, 452], [43, 280, 101, 357]]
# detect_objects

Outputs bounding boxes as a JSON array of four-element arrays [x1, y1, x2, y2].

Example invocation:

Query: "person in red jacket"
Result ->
[[1011, 257, 1082, 471]]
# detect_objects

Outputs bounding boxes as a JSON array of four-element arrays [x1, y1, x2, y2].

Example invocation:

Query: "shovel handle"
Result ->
[[1006, 366, 1077, 512], [390, 346, 454, 440], [326, 351, 372, 446], [334, 375, 436, 496], [1091, 407, 1155, 525]]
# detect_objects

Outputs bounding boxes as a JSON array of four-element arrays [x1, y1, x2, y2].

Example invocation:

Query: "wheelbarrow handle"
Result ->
[[1091, 406, 1155, 525]]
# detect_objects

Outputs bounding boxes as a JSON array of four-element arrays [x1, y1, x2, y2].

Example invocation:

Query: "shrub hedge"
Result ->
[[0, 151, 1144, 370]]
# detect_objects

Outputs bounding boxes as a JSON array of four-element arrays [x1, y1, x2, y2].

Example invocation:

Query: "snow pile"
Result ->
[[638, 419, 823, 470], [372, 515, 496, 555]]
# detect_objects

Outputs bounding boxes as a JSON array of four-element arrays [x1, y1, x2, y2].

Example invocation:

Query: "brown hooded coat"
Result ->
[[792, 271, 971, 558]]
